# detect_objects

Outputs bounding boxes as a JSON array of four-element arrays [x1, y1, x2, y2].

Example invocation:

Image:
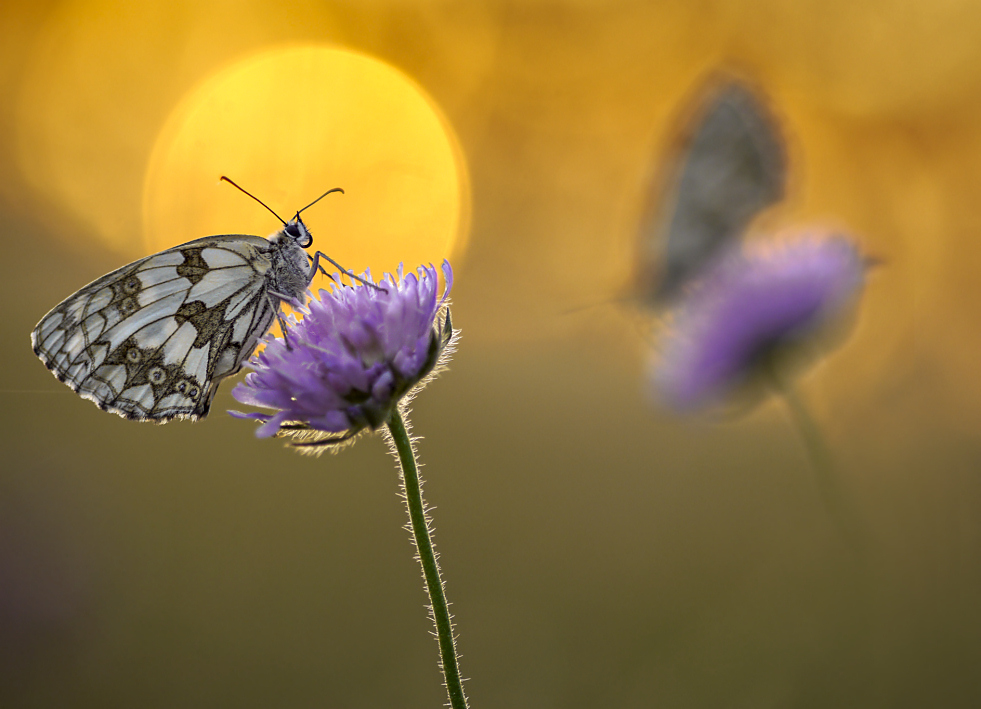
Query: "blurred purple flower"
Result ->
[[653, 235, 866, 410], [230, 261, 455, 450]]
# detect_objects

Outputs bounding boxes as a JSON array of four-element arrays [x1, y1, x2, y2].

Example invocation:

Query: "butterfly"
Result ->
[[31, 178, 353, 422], [637, 77, 787, 305]]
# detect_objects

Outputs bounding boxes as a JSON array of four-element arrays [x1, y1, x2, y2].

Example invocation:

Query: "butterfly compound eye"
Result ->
[[285, 220, 313, 248]]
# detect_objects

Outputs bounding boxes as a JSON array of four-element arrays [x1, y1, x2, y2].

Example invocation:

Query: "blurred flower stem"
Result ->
[[768, 368, 864, 547], [387, 408, 469, 709], [776, 376, 836, 509]]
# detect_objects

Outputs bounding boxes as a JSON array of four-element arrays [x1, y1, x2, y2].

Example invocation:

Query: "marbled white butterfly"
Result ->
[[31, 178, 351, 422], [637, 77, 786, 304]]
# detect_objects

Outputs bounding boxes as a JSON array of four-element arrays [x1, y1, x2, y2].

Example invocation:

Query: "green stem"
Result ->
[[779, 382, 838, 511], [769, 371, 867, 550], [386, 408, 469, 709]]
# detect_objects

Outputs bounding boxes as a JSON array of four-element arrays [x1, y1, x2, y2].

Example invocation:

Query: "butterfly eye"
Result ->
[[285, 219, 313, 248]]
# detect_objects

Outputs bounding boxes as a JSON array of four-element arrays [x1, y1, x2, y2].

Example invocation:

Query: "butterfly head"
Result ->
[[219, 177, 341, 252], [282, 215, 313, 249]]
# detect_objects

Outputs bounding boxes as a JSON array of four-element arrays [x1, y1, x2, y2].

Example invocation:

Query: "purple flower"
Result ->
[[230, 261, 455, 450], [653, 235, 866, 410]]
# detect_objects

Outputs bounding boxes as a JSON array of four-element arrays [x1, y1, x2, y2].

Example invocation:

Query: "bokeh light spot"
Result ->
[[143, 45, 469, 277], [13, 1, 343, 253]]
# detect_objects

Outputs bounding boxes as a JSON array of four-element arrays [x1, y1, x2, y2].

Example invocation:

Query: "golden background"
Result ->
[[2, 1, 980, 707]]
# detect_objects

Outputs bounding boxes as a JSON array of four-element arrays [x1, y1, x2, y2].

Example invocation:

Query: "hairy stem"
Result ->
[[386, 408, 469, 709]]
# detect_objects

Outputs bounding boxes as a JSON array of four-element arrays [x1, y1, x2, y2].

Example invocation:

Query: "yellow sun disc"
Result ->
[[143, 45, 469, 278]]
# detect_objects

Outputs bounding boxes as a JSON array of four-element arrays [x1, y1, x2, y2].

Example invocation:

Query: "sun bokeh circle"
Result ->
[[143, 44, 469, 280]]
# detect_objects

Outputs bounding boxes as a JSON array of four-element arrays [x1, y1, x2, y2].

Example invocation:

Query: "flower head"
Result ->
[[653, 235, 866, 410], [231, 261, 455, 451]]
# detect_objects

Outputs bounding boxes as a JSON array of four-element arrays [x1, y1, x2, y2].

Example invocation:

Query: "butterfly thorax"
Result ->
[[266, 218, 315, 301]]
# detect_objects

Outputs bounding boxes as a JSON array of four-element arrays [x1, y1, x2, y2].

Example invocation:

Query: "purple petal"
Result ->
[[229, 260, 456, 440], [655, 235, 865, 409], [256, 410, 291, 438], [227, 410, 271, 422]]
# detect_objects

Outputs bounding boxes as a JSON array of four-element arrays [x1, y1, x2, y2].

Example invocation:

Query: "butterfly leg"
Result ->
[[308, 252, 387, 292], [267, 292, 296, 350], [308, 256, 340, 283]]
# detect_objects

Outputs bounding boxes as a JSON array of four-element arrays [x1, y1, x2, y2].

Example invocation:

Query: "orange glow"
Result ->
[[143, 46, 468, 278], [6, 0, 981, 419], [13, 1, 343, 252], [6, 3, 981, 704]]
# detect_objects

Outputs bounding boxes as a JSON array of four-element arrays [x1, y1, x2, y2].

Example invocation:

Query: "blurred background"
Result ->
[[3, 1, 981, 707]]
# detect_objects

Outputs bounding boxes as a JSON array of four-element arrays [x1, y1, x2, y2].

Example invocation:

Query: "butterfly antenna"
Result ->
[[297, 188, 344, 216], [220, 176, 286, 225]]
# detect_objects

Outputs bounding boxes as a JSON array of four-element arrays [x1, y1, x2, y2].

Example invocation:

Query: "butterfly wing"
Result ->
[[32, 235, 280, 421], [639, 80, 786, 303]]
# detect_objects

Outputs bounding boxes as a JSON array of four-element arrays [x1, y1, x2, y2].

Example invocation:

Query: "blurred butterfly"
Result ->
[[637, 77, 787, 304], [31, 177, 352, 422]]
